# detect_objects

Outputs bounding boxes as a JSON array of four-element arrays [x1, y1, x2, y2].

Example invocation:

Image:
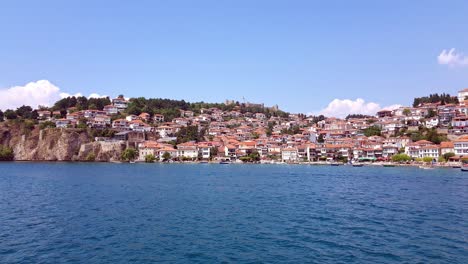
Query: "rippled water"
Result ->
[[0, 163, 467, 263]]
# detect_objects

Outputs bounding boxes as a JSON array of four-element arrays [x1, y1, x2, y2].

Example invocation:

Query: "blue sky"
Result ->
[[1, 0, 468, 116]]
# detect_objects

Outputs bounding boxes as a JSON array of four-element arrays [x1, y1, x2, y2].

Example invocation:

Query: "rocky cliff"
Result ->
[[0, 123, 125, 161]]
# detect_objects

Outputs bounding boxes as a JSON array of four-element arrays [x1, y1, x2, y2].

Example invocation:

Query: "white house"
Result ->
[[281, 148, 298, 162], [454, 136, 468, 157], [458, 88, 468, 105], [405, 140, 440, 159], [104, 105, 118, 115], [112, 96, 128, 110]]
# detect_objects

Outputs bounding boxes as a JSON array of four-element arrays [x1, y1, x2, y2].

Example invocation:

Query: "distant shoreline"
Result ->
[[1, 160, 461, 169]]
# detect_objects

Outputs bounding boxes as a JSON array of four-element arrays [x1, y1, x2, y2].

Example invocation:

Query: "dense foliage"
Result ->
[[308, 115, 326, 123], [406, 128, 448, 144], [362, 126, 381, 137], [53, 96, 112, 112], [422, 157, 434, 163], [162, 152, 171, 161], [239, 151, 260, 162], [391, 153, 411, 162], [39, 121, 56, 129], [121, 148, 137, 161], [442, 152, 455, 161], [0, 145, 14, 161], [412, 93, 458, 107], [125, 97, 288, 121], [281, 125, 301, 135], [145, 154, 156, 163], [4, 110, 18, 120], [175, 125, 206, 144]]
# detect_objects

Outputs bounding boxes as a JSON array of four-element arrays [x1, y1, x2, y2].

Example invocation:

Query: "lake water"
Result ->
[[0, 163, 467, 263]]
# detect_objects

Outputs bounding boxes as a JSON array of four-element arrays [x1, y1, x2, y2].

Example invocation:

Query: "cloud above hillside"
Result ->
[[438, 48, 468, 67], [0, 80, 107, 110], [315, 98, 401, 118]]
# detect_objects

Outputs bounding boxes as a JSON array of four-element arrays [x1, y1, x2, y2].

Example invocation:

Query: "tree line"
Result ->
[[412, 93, 458, 107]]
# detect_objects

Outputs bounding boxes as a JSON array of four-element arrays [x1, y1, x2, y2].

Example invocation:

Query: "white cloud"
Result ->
[[315, 98, 401, 118], [0, 80, 107, 110], [59, 92, 82, 98], [437, 48, 468, 67], [0, 80, 62, 110], [88, 93, 107, 98]]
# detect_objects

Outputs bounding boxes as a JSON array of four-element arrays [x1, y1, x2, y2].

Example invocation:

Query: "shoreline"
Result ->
[[2, 160, 462, 169]]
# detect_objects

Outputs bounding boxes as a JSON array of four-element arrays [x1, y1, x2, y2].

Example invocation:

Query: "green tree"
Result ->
[[210, 147, 218, 160], [4, 109, 17, 120], [0, 145, 14, 161], [363, 126, 381, 137], [0, 110, 3, 122], [145, 154, 156, 163], [422, 157, 433, 163], [176, 125, 205, 143], [391, 153, 411, 162], [443, 152, 455, 161], [15, 105, 37, 119], [425, 109, 436, 118], [403, 108, 411, 116], [249, 150, 260, 162], [121, 148, 137, 161], [162, 152, 171, 161]]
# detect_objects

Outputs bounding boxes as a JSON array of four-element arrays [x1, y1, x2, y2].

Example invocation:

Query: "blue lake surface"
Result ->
[[0, 163, 467, 263]]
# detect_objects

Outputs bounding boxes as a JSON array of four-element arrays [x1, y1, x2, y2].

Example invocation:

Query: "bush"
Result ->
[[145, 154, 156, 163], [121, 148, 137, 161], [23, 120, 35, 130], [391, 153, 411, 162], [39, 121, 56, 129], [0, 145, 14, 161], [443, 152, 455, 161], [162, 152, 171, 161], [77, 123, 88, 129], [86, 153, 96, 162], [422, 157, 433, 163]]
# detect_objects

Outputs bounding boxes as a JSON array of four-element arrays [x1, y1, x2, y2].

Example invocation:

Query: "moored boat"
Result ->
[[352, 164, 364, 167], [419, 165, 434, 170], [461, 160, 468, 171]]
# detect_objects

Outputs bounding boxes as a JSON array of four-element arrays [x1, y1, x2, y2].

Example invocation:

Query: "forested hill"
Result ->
[[49, 96, 288, 121], [412, 93, 458, 107]]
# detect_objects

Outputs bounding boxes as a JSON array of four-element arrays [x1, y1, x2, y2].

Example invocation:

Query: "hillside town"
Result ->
[[1, 90, 468, 164]]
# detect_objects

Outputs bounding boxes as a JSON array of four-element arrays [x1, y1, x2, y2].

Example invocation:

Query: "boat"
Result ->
[[129, 161, 136, 164], [383, 164, 395, 167], [462, 164, 468, 171], [331, 163, 340, 166], [461, 161, 468, 171], [419, 165, 434, 170], [219, 161, 231, 164], [199, 161, 208, 164], [352, 164, 364, 167]]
